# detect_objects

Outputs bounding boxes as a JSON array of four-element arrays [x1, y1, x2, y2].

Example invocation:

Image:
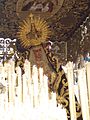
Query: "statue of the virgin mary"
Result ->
[[16, 13, 82, 120]]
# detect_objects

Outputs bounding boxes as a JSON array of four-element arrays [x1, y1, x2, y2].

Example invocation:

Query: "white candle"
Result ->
[[50, 92, 56, 107], [86, 62, 90, 110], [32, 65, 38, 107], [29, 80, 34, 108], [8, 63, 12, 103], [24, 60, 31, 96], [23, 74, 27, 103], [10, 60, 16, 105], [39, 68, 44, 107], [0, 63, 4, 83], [24, 60, 34, 107], [78, 68, 90, 120], [67, 62, 76, 120], [4, 80, 8, 111], [43, 75, 48, 109], [4, 63, 10, 109], [16, 66, 22, 103]]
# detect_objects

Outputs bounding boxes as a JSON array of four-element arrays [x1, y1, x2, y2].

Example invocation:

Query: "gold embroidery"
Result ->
[[45, 48, 82, 120]]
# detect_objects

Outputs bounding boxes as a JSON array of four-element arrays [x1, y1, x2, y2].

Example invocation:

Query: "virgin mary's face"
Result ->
[[33, 48, 42, 61]]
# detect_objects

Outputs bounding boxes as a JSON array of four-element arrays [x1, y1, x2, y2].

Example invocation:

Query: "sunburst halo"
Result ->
[[17, 14, 51, 48]]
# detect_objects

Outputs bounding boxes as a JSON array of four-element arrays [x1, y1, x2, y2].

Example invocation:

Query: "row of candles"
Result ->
[[66, 62, 90, 120], [0, 59, 67, 120]]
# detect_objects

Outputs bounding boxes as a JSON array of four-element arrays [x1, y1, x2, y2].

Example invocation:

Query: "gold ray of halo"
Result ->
[[17, 13, 51, 48]]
